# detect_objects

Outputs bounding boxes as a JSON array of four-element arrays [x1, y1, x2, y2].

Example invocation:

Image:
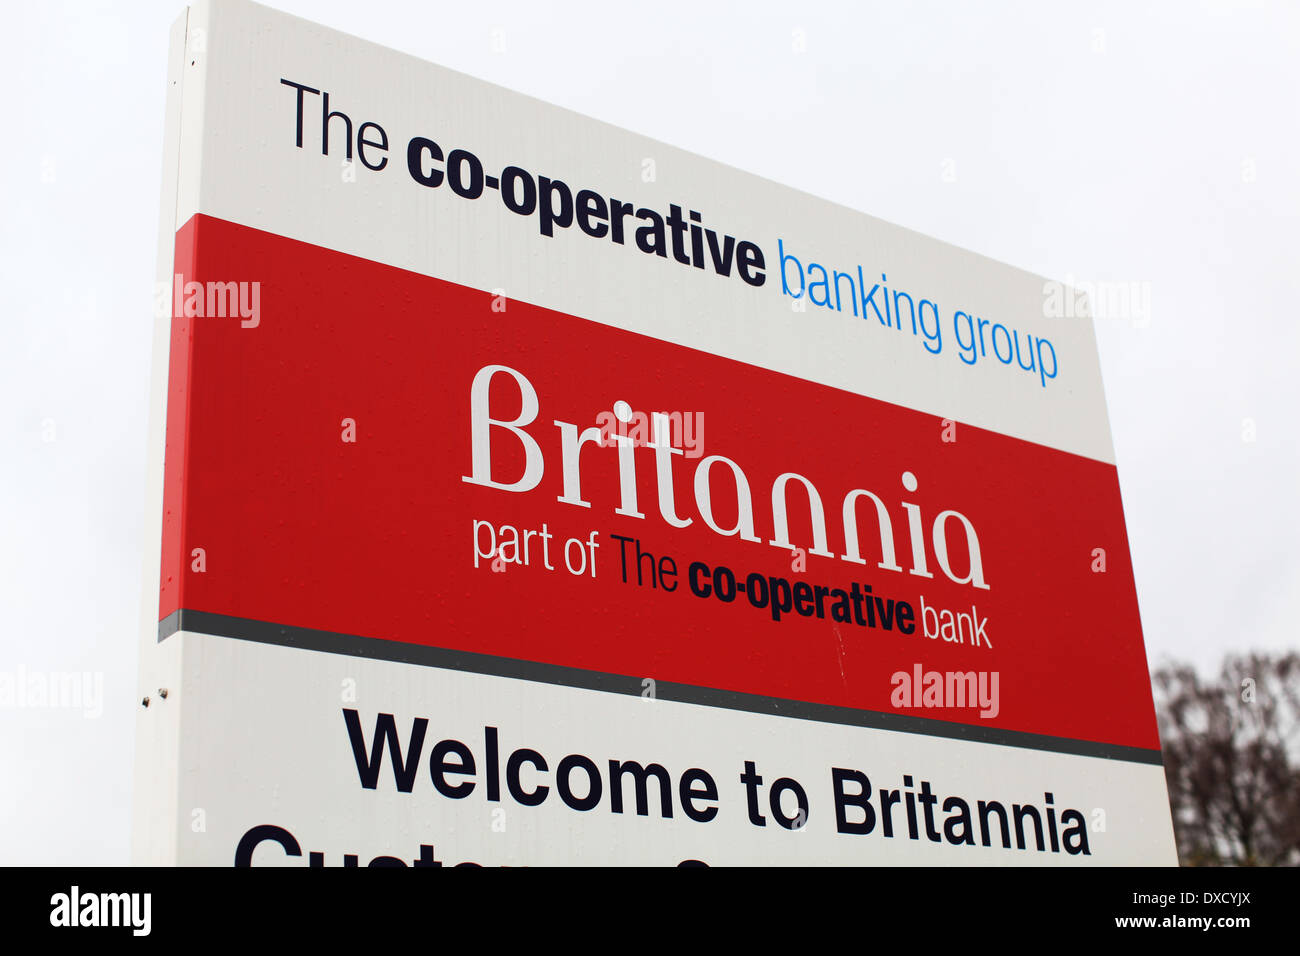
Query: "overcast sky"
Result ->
[[1, 0, 1296, 865]]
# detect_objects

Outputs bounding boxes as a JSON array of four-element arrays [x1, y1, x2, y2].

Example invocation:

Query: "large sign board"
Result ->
[[134, 0, 1177, 865]]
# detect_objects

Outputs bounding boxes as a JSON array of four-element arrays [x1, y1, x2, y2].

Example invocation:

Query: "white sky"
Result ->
[[1, 0, 1296, 864]]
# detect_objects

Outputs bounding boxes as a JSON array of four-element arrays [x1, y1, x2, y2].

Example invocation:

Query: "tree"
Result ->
[[1153, 651, 1300, 866]]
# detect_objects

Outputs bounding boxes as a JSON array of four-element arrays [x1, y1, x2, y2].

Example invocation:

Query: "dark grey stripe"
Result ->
[[158, 608, 1163, 766]]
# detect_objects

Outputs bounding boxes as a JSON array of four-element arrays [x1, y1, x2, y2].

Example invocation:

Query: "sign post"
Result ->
[[135, 0, 1176, 865]]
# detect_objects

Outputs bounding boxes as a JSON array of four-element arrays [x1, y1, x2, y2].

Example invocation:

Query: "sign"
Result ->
[[134, 0, 1177, 865]]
